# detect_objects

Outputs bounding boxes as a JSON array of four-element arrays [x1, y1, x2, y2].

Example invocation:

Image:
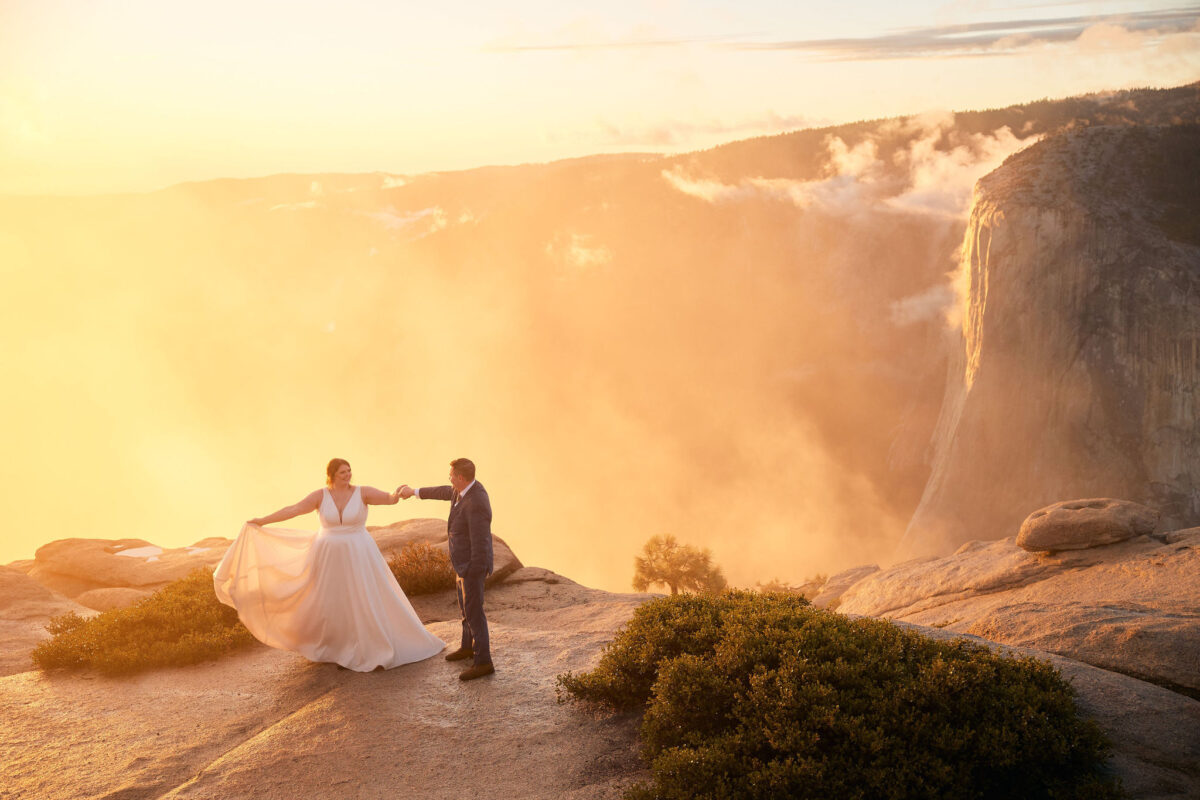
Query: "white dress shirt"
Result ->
[[415, 480, 475, 502]]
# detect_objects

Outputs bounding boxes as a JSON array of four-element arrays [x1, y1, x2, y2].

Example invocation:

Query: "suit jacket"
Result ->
[[419, 482, 494, 578]]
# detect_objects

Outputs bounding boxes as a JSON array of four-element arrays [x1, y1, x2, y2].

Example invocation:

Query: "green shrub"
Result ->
[[388, 541, 457, 595], [32, 568, 255, 675], [558, 592, 1122, 800]]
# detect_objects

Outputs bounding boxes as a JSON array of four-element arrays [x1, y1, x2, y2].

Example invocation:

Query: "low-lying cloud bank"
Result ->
[[663, 113, 1036, 219]]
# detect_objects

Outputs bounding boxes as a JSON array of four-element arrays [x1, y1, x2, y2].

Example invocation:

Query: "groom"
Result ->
[[399, 458, 494, 681]]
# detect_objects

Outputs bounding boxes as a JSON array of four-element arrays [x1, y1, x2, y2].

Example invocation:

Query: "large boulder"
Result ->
[[369, 518, 448, 555], [0, 566, 92, 676], [368, 518, 524, 586], [0, 565, 81, 621], [29, 537, 232, 598], [1017, 498, 1160, 552], [26, 522, 525, 601], [839, 531, 1200, 694], [809, 564, 880, 609], [838, 539, 1056, 618], [1167, 526, 1200, 543]]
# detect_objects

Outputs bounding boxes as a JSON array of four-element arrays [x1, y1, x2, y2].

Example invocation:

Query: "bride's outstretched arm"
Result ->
[[248, 490, 322, 525], [361, 486, 401, 505]]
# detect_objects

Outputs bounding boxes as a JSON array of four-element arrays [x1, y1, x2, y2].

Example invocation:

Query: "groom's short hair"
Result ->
[[450, 458, 476, 482]]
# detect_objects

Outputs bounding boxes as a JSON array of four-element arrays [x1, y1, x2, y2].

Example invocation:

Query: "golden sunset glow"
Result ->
[[3, 1, 1199, 195], [2, 1, 1198, 591]]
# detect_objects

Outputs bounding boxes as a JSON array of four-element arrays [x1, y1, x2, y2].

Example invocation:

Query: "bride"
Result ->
[[214, 458, 445, 671]]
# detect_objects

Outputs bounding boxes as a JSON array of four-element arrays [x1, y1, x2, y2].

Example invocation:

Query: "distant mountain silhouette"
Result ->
[[2, 81, 1197, 584]]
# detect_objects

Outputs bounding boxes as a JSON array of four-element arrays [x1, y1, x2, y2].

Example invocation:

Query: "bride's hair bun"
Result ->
[[326, 458, 351, 486]]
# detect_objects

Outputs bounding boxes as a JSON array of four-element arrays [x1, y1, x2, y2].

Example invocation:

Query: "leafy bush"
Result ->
[[32, 568, 255, 675], [558, 592, 1122, 800], [388, 541, 457, 595]]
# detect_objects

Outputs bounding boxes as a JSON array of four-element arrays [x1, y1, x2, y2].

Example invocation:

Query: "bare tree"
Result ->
[[633, 534, 727, 595]]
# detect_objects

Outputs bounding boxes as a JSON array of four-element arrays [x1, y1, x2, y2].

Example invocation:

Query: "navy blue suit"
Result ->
[[419, 481, 492, 664]]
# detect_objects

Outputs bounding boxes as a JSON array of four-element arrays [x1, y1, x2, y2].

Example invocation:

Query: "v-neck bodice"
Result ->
[[319, 486, 366, 531]]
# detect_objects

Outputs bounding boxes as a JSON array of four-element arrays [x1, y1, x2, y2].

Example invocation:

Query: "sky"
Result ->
[[1, 0, 1198, 195]]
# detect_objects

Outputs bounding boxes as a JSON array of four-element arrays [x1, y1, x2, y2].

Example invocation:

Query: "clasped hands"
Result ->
[[393, 484, 416, 500]]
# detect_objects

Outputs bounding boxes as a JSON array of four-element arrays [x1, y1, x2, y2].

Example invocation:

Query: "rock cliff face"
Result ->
[[901, 125, 1200, 557]]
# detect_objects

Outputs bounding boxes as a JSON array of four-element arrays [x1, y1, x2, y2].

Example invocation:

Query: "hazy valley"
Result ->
[[5, 82, 1199, 589]]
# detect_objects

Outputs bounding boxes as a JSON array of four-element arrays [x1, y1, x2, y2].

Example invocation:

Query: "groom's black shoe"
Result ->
[[445, 647, 474, 662], [459, 662, 495, 681]]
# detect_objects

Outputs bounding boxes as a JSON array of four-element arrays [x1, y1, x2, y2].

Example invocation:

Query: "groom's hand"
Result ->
[[398, 485, 415, 500]]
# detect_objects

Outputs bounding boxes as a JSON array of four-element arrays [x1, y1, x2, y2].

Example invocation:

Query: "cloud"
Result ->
[[734, 6, 1200, 60], [891, 283, 957, 326], [545, 232, 612, 273], [662, 166, 877, 214], [881, 117, 1033, 219], [381, 175, 407, 189], [661, 169, 756, 203], [827, 136, 879, 178], [663, 112, 1036, 221], [268, 200, 319, 211], [661, 168, 860, 210], [483, 32, 742, 53], [361, 206, 449, 238], [480, 7, 1199, 61], [663, 112, 1039, 337]]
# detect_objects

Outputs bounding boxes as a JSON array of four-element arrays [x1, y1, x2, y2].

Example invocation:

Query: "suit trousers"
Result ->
[[455, 570, 490, 664]]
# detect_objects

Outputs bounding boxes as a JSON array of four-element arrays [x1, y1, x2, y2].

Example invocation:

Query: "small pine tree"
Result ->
[[632, 534, 727, 595]]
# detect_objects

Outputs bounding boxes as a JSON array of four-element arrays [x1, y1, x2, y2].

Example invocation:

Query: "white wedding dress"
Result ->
[[214, 486, 445, 671]]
